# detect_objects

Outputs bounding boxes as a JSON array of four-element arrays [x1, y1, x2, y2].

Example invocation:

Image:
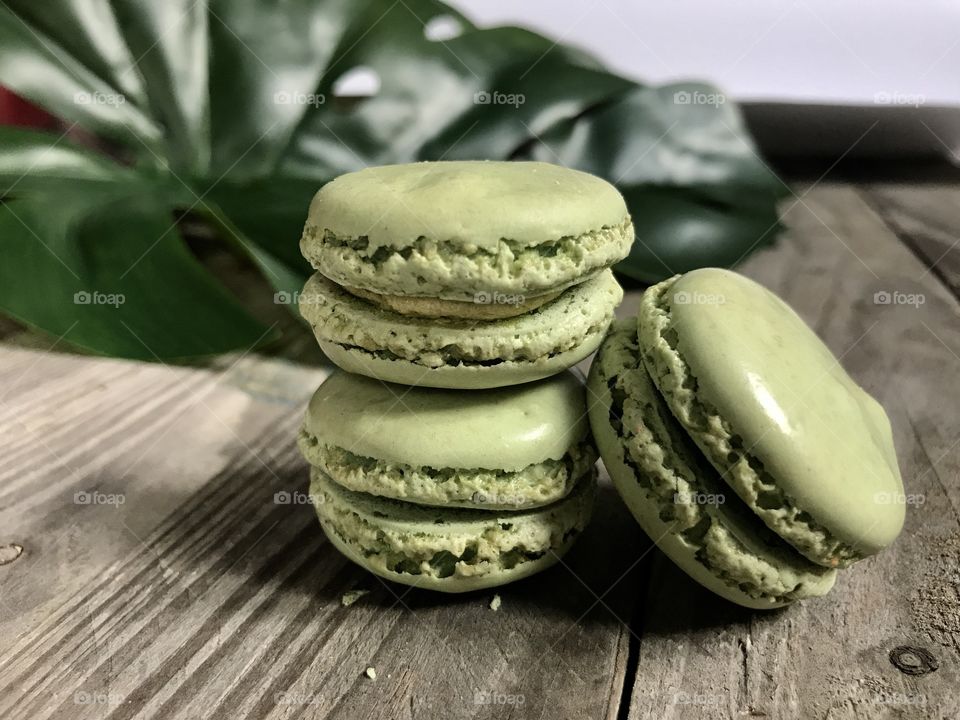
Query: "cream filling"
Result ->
[[343, 284, 563, 320]]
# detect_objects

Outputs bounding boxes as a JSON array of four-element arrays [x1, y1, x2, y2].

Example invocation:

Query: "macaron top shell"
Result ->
[[305, 160, 629, 251], [303, 370, 590, 471], [651, 268, 905, 558]]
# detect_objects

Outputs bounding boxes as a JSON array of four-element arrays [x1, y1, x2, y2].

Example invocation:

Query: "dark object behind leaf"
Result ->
[[0, 0, 785, 359]]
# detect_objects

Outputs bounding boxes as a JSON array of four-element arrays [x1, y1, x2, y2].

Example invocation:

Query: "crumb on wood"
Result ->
[[341, 589, 370, 607], [365, 666, 377, 680], [489, 594, 501, 612], [0, 543, 23, 565]]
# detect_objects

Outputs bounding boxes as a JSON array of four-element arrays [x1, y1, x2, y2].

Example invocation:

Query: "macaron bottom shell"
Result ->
[[310, 466, 597, 593], [317, 339, 607, 390]]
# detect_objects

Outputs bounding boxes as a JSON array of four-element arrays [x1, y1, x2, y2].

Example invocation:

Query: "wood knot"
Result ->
[[889, 645, 938, 676]]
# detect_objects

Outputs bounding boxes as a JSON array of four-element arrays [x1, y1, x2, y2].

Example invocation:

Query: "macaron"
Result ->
[[309, 466, 597, 592], [588, 320, 837, 608], [298, 369, 596, 510], [300, 270, 622, 389], [637, 269, 904, 568], [299, 160, 631, 388]]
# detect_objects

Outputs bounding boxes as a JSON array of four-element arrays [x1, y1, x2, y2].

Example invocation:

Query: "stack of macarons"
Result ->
[[299, 161, 630, 390], [295, 161, 634, 591], [587, 268, 905, 608]]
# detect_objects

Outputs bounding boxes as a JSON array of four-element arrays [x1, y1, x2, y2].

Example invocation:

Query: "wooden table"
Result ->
[[1, 182, 958, 719]]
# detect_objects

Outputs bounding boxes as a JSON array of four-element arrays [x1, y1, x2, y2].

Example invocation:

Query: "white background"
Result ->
[[447, 0, 960, 106]]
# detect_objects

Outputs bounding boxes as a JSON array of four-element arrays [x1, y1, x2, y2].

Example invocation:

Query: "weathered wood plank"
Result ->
[[861, 184, 960, 299], [0, 343, 647, 720], [625, 184, 960, 720]]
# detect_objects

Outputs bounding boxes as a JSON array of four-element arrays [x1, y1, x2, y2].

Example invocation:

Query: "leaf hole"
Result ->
[[333, 66, 381, 100], [423, 15, 463, 42]]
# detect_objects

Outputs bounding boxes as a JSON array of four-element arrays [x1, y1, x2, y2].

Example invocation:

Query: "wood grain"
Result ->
[[0, 348, 646, 720], [861, 184, 960, 298], [1, 183, 958, 719]]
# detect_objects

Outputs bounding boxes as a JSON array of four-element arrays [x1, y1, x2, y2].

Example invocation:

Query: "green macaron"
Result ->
[[310, 466, 597, 592], [299, 269, 622, 390], [298, 160, 631, 388], [298, 369, 596, 509], [588, 320, 837, 608], [637, 269, 904, 568]]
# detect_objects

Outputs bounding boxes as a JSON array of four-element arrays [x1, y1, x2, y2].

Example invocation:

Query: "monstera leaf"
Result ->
[[0, 0, 784, 359]]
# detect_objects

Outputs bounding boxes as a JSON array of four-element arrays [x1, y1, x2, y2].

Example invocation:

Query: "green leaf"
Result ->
[[110, 0, 211, 173], [196, 193, 311, 299], [0, 126, 136, 192], [0, 0, 786, 359], [419, 29, 636, 161], [205, 0, 390, 178], [526, 83, 787, 281], [0, 190, 270, 359], [617, 188, 782, 283], [0, 4, 161, 150]]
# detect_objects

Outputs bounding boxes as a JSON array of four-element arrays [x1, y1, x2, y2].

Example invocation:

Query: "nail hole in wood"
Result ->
[[889, 645, 938, 676]]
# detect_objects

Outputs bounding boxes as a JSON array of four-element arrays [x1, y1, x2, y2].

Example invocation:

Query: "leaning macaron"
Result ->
[[309, 466, 597, 592], [588, 320, 837, 608], [637, 269, 905, 568], [298, 370, 596, 510], [298, 160, 631, 388]]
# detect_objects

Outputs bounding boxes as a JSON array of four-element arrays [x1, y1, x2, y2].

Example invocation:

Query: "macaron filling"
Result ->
[[591, 321, 836, 604], [638, 276, 862, 568], [300, 217, 633, 302], [300, 270, 622, 369], [298, 430, 597, 509], [341, 284, 563, 320], [310, 467, 596, 586]]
